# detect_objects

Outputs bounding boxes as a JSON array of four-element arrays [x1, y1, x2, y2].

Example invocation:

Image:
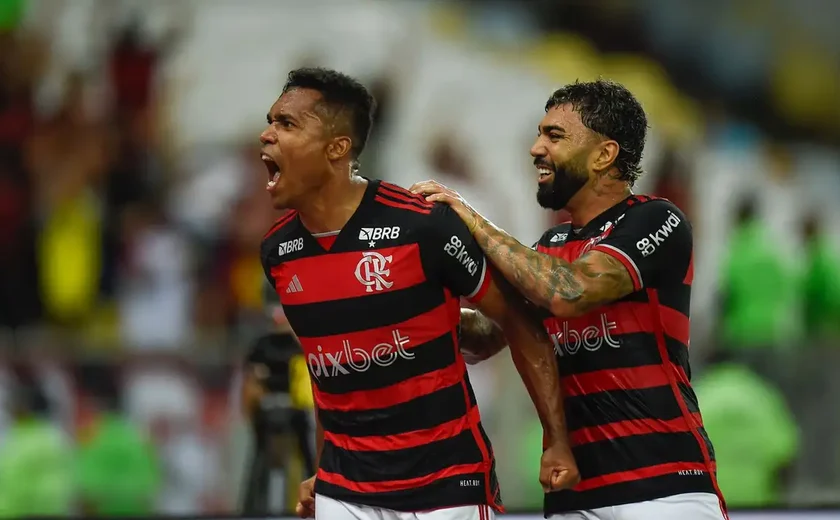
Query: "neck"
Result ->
[[298, 172, 368, 234], [566, 182, 632, 228]]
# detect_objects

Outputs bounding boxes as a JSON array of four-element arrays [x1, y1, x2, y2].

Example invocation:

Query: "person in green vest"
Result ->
[[0, 373, 74, 517], [800, 213, 840, 342], [76, 384, 161, 515], [694, 357, 799, 507], [720, 196, 801, 352]]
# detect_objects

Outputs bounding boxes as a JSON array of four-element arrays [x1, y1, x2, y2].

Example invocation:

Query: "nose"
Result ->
[[260, 126, 275, 145], [530, 139, 545, 158]]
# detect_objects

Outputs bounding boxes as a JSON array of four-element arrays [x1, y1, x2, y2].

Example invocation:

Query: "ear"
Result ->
[[326, 136, 353, 161], [592, 140, 620, 174]]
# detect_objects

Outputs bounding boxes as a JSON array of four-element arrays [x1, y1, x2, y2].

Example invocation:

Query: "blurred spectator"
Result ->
[[27, 72, 109, 327], [651, 146, 693, 219], [76, 371, 160, 516], [694, 358, 799, 507], [0, 369, 74, 517], [117, 201, 194, 350], [719, 195, 801, 355], [800, 213, 840, 342]]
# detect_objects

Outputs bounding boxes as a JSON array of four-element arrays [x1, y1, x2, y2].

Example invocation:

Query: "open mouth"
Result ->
[[261, 154, 281, 188], [536, 164, 554, 183]]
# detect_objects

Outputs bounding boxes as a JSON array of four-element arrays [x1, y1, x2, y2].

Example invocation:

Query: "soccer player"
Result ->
[[411, 80, 728, 519], [258, 68, 578, 520]]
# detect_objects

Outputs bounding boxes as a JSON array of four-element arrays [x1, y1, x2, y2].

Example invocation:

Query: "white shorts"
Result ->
[[315, 494, 496, 520], [548, 492, 727, 520]]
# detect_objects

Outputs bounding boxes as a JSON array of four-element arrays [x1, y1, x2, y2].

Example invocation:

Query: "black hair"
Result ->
[[545, 79, 648, 186], [283, 67, 376, 168]]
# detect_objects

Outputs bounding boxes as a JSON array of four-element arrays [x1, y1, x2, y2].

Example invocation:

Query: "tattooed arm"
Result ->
[[472, 221, 634, 317], [410, 181, 693, 319]]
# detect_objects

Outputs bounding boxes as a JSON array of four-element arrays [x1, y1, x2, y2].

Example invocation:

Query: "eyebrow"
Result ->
[[266, 112, 296, 124], [539, 124, 566, 135]]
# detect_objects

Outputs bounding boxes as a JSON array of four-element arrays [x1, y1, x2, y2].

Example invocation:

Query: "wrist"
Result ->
[[544, 427, 570, 447], [470, 216, 487, 237]]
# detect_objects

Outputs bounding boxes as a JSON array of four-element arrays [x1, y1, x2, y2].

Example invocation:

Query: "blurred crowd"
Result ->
[[0, 0, 838, 516]]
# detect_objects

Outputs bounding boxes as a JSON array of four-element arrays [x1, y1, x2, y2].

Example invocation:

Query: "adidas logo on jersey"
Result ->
[[286, 274, 303, 294], [550, 232, 568, 243]]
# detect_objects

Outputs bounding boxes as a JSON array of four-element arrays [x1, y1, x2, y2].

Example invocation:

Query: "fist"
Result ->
[[540, 443, 580, 492], [295, 476, 316, 518]]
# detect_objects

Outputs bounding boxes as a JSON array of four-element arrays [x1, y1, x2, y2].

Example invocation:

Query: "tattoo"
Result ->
[[472, 219, 634, 316]]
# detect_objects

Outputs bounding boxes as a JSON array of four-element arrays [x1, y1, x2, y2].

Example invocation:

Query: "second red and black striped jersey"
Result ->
[[260, 179, 502, 513], [533, 195, 725, 514]]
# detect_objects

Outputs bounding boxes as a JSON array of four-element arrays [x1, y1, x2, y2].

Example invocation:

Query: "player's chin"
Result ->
[[267, 190, 293, 210]]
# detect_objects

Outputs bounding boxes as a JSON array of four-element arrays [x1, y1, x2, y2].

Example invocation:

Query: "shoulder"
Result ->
[[261, 210, 300, 261], [536, 222, 574, 249], [373, 180, 436, 215], [372, 181, 459, 233], [620, 195, 690, 228]]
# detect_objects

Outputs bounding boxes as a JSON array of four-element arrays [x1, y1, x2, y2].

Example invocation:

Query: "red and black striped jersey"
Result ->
[[533, 195, 724, 514], [260, 179, 502, 513]]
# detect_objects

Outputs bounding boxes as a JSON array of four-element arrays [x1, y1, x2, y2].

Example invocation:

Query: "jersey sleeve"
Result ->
[[426, 203, 491, 303], [260, 238, 276, 286], [591, 199, 692, 290]]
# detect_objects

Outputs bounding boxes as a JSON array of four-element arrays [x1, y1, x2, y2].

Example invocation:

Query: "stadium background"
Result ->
[[0, 0, 839, 516]]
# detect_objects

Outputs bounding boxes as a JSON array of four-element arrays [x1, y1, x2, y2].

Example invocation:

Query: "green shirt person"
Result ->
[[694, 362, 798, 507], [721, 201, 801, 349], [76, 412, 161, 515], [0, 382, 74, 517]]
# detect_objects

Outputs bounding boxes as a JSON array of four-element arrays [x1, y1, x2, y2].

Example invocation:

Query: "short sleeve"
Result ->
[[426, 203, 490, 303], [591, 200, 692, 290]]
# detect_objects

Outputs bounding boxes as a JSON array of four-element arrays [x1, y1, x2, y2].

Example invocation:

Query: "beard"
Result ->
[[536, 159, 589, 210]]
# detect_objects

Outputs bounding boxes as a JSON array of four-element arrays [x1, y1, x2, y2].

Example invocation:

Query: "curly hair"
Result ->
[[283, 67, 377, 163], [545, 79, 648, 186]]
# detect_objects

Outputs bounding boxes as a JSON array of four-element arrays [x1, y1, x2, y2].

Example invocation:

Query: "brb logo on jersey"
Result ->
[[358, 226, 400, 247], [355, 251, 394, 292], [443, 235, 479, 276], [636, 210, 681, 257], [307, 329, 413, 381], [548, 313, 620, 356], [278, 237, 304, 257]]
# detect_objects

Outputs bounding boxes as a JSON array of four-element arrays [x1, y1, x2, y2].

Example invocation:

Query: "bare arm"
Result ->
[[474, 271, 569, 445], [459, 308, 508, 364], [473, 220, 634, 317]]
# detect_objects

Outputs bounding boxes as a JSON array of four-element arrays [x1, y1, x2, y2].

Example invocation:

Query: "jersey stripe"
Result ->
[[283, 281, 447, 338], [321, 429, 485, 484], [319, 380, 470, 436], [374, 195, 432, 214], [545, 301, 689, 348], [323, 406, 481, 452], [378, 183, 434, 208], [273, 244, 426, 305], [318, 462, 486, 494], [563, 365, 673, 397], [576, 462, 710, 492], [315, 473, 494, 512], [466, 261, 490, 302], [570, 412, 702, 445], [263, 210, 297, 240], [314, 359, 464, 411]]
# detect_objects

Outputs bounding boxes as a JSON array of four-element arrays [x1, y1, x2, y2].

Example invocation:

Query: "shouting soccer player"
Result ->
[[259, 68, 578, 520], [412, 80, 728, 520]]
